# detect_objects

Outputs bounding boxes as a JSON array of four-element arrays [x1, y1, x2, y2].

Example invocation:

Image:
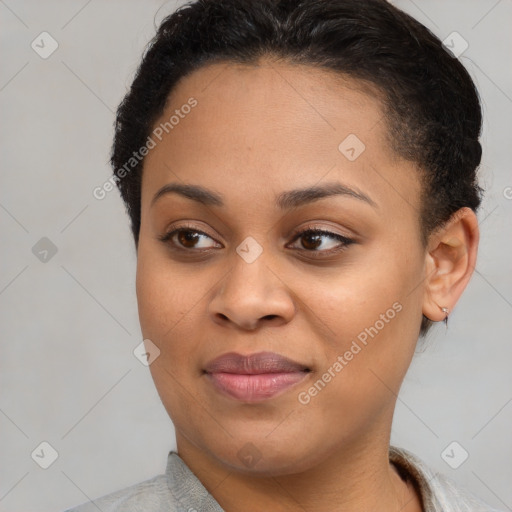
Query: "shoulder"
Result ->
[[429, 472, 502, 512], [62, 451, 224, 512], [62, 474, 176, 512], [390, 446, 503, 512]]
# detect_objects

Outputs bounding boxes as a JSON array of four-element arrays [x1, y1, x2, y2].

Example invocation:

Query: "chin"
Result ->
[[198, 430, 331, 477]]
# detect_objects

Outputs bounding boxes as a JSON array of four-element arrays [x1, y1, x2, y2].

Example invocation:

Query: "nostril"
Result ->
[[262, 315, 278, 321]]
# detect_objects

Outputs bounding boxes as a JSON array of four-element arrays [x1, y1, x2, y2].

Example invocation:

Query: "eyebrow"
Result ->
[[276, 182, 377, 209], [151, 181, 377, 209]]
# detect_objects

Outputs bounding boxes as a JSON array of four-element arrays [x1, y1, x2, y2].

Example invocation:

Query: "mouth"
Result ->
[[203, 351, 311, 402]]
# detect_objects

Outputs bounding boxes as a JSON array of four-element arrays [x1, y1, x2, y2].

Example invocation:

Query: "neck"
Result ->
[[175, 431, 422, 512]]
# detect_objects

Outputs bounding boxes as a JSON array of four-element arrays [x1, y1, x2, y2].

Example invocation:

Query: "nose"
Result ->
[[207, 253, 296, 331]]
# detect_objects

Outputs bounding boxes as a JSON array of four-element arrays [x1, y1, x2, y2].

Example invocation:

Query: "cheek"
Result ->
[[135, 245, 223, 376], [136, 245, 201, 338], [297, 241, 424, 384], [136, 267, 195, 386], [294, 248, 421, 339], [135, 253, 205, 411], [135, 252, 227, 445]]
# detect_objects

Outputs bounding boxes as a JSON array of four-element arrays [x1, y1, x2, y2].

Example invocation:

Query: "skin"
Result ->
[[136, 58, 479, 512]]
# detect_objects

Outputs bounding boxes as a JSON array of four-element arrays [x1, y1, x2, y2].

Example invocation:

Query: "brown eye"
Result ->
[[159, 227, 221, 251], [287, 228, 355, 255], [177, 230, 202, 248], [301, 232, 323, 250]]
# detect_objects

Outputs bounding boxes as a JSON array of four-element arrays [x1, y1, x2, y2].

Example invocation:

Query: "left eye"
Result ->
[[287, 229, 354, 252]]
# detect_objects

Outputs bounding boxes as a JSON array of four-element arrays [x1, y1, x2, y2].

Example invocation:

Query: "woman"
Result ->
[[66, 0, 501, 510]]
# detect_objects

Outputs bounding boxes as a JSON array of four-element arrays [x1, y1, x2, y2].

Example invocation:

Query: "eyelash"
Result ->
[[158, 224, 355, 258], [288, 228, 355, 256]]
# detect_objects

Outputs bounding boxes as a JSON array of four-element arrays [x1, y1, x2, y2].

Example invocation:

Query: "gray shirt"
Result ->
[[64, 446, 501, 511]]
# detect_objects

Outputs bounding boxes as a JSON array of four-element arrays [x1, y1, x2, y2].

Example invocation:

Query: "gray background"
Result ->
[[0, 1, 511, 510]]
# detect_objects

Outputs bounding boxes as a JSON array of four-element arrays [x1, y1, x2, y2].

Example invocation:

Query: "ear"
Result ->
[[422, 207, 479, 322]]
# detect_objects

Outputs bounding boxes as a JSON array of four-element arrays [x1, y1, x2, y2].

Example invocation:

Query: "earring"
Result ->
[[441, 307, 449, 326]]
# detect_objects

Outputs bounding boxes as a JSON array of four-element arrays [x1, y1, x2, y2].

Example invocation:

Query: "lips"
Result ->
[[204, 351, 310, 374], [204, 352, 310, 402]]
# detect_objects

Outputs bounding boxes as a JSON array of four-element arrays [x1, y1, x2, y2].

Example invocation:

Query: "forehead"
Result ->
[[141, 59, 419, 216], [164, 58, 389, 153]]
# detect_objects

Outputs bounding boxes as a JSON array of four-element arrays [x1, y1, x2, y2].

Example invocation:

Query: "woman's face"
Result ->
[[136, 60, 427, 474]]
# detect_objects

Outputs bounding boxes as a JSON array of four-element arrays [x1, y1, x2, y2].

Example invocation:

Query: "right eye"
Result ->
[[158, 227, 223, 251]]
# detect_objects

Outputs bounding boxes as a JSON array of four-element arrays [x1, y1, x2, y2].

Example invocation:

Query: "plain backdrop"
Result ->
[[1, 1, 511, 511]]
